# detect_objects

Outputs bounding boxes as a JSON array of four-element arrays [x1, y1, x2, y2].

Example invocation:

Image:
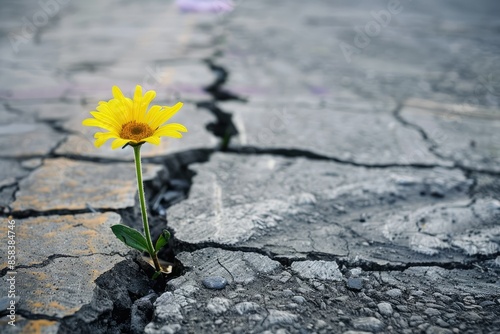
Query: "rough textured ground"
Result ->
[[1, 0, 499, 333]]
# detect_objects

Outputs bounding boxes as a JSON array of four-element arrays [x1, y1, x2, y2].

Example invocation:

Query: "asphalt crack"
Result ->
[[393, 101, 454, 161], [0, 252, 129, 278], [226, 146, 458, 170], [164, 231, 500, 274], [0, 309, 61, 321], [197, 58, 245, 150]]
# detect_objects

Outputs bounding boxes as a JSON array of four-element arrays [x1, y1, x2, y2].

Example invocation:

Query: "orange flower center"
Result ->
[[120, 121, 154, 142]]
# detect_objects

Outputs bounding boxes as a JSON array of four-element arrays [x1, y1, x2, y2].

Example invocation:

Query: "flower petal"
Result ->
[[133, 85, 143, 121], [82, 118, 116, 133], [140, 90, 156, 117], [149, 102, 184, 129], [142, 136, 161, 145], [112, 86, 126, 100], [111, 138, 131, 150], [154, 128, 183, 138], [93, 132, 118, 147], [157, 123, 187, 133], [90, 111, 122, 131], [97, 103, 127, 125], [144, 105, 163, 124]]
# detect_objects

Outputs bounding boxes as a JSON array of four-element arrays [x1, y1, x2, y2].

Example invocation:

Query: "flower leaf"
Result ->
[[155, 230, 171, 253], [111, 224, 149, 253]]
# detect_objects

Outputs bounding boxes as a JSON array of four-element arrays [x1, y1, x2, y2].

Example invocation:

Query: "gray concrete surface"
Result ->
[[0, 0, 499, 333]]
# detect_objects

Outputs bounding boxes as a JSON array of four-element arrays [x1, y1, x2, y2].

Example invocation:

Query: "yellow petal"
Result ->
[[144, 105, 163, 124], [109, 98, 133, 123], [93, 132, 118, 147], [143, 90, 156, 104], [155, 129, 183, 138], [97, 103, 127, 125], [112, 86, 126, 100], [111, 138, 130, 150], [149, 102, 184, 129], [94, 131, 119, 138], [142, 136, 161, 145], [132, 85, 143, 121], [82, 118, 116, 133], [140, 90, 157, 117], [156, 123, 187, 133], [134, 85, 143, 101], [90, 111, 122, 131]]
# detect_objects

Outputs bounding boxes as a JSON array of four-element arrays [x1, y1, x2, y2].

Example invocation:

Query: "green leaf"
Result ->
[[111, 224, 149, 253], [155, 230, 171, 253], [152, 271, 162, 280]]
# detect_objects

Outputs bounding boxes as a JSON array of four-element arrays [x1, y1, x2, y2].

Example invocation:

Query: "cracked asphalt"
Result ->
[[1, 0, 499, 333]]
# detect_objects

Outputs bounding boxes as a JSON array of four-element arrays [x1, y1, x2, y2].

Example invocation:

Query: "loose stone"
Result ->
[[424, 308, 441, 316], [479, 300, 495, 308], [202, 276, 228, 290], [292, 296, 306, 304], [377, 302, 393, 316], [347, 277, 363, 291], [266, 310, 299, 325], [435, 318, 450, 327], [206, 297, 231, 315], [234, 301, 261, 315], [352, 317, 385, 332], [426, 326, 453, 334], [315, 319, 327, 329], [396, 305, 409, 312], [386, 288, 402, 298]]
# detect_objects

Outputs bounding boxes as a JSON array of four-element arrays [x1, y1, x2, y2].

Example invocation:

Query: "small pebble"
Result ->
[[202, 276, 228, 290], [378, 302, 393, 316], [466, 312, 481, 321], [436, 318, 450, 327], [386, 288, 402, 298], [411, 290, 425, 297], [350, 267, 362, 277], [292, 296, 306, 304], [479, 300, 495, 308], [297, 287, 312, 294], [396, 305, 409, 312], [352, 317, 385, 332], [424, 308, 441, 316], [426, 325, 453, 334], [315, 319, 327, 329], [347, 277, 363, 291]]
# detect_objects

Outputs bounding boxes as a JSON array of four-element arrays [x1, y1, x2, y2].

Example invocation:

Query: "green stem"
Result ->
[[133, 145, 161, 273]]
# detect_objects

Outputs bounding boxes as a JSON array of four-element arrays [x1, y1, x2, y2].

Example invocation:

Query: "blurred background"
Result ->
[[0, 0, 500, 168]]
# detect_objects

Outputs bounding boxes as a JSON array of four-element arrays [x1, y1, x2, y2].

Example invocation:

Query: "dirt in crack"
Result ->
[[58, 258, 158, 334], [198, 101, 238, 150]]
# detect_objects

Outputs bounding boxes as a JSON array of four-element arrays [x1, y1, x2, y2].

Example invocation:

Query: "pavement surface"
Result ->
[[0, 0, 499, 333]]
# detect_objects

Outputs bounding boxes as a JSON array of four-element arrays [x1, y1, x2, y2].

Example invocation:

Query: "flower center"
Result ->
[[120, 121, 154, 142]]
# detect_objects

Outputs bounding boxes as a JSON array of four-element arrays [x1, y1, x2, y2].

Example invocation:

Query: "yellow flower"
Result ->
[[82, 85, 187, 149]]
